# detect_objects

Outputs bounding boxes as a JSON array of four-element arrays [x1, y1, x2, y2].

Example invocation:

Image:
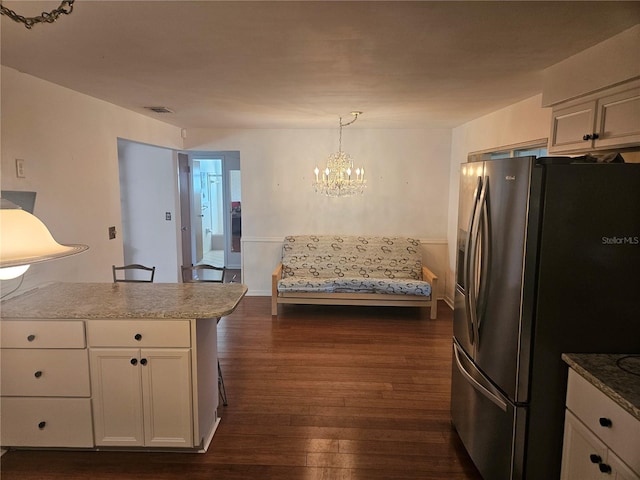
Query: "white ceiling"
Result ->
[[2, 1, 639, 129]]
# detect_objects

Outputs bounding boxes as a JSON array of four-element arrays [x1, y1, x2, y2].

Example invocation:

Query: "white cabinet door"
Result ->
[[567, 369, 640, 474], [608, 451, 640, 480], [549, 100, 597, 153], [90, 347, 194, 448], [1, 349, 90, 397], [0, 320, 85, 348], [1, 397, 93, 448], [141, 348, 193, 448], [549, 80, 640, 154], [90, 348, 145, 446], [594, 86, 640, 150], [561, 410, 607, 480]]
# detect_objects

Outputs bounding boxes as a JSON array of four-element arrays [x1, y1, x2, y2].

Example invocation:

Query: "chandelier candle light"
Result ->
[[313, 111, 366, 197]]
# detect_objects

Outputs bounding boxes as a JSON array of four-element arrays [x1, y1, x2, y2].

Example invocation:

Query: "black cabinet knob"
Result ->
[[599, 417, 612, 428], [130, 358, 138, 366], [38, 421, 46, 429], [592, 133, 599, 140], [590, 454, 602, 464], [140, 358, 148, 366], [34, 370, 43, 378], [583, 134, 592, 141], [134, 333, 142, 341], [599, 463, 612, 474], [27, 334, 36, 342]]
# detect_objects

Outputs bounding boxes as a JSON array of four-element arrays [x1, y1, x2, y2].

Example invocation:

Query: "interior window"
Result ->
[[469, 141, 548, 162]]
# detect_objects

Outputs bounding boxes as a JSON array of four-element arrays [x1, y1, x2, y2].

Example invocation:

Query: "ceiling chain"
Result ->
[[0, 0, 75, 29]]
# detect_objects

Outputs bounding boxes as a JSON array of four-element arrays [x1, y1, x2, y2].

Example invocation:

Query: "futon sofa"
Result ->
[[271, 235, 438, 318]]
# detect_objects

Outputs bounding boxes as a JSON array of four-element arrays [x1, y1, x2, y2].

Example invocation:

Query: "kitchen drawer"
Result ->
[[566, 369, 640, 474], [1, 349, 90, 397], [87, 319, 191, 347], [0, 320, 85, 348], [0, 397, 93, 448]]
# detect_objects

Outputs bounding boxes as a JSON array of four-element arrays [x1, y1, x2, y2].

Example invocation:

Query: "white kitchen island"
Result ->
[[0, 282, 247, 452]]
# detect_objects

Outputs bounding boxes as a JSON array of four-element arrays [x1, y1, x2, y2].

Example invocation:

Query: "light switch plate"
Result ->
[[15, 159, 25, 178]]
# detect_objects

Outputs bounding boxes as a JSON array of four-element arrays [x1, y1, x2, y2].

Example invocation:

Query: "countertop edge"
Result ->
[[0, 282, 249, 320], [562, 353, 640, 422]]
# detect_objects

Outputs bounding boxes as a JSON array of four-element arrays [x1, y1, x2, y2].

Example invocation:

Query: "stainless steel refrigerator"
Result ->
[[451, 156, 640, 480]]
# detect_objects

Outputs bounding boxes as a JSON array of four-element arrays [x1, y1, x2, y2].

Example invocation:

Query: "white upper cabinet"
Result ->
[[549, 79, 640, 154]]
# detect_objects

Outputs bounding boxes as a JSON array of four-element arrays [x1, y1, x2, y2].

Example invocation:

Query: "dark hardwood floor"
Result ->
[[0, 297, 482, 480]]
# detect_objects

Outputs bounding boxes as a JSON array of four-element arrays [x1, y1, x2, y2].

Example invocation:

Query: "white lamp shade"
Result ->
[[0, 208, 88, 269]]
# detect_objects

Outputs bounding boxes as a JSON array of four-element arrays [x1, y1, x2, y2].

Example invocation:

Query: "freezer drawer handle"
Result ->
[[453, 344, 507, 412]]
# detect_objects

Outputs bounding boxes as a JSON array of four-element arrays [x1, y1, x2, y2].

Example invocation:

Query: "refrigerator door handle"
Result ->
[[475, 177, 491, 345], [464, 175, 483, 345], [468, 177, 485, 348], [454, 342, 508, 412]]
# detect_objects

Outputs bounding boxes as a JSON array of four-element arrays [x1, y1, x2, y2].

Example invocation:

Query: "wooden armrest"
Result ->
[[272, 263, 283, 316], [272, 263, 283, 293], [421, 265, 438, 285], [422, 265, 439, 319]]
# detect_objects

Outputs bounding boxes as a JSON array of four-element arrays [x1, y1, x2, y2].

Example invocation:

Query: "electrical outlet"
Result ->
[[165, 212, 171, 221], [108, 226, 116, 240], [15, 159, 25, 178]]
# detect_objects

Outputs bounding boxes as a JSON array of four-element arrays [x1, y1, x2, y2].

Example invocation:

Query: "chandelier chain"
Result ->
[[338, 111, 359, 153], [0, 0, 75, 29]]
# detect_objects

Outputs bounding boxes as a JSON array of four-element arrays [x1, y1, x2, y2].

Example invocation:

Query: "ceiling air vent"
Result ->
[[144, 106, 174, 114]]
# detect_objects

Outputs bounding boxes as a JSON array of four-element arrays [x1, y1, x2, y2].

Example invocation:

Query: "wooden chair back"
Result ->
[[181, 264, 226, 283], [112, 264, 156, 283]]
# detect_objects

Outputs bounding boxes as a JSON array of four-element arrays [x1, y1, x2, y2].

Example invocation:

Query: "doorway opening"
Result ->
[[179, 152, 241, 276]]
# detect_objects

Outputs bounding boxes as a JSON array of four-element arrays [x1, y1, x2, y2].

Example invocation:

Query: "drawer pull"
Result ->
[[130, 358, 138, 366], [27, 334, 36, 342], [598, 463, 612, 474], [598, 417, 612, 428], [589, 454, 602, 464], [134, 333, 142, 341], [34, 370, 43, 378], [38, 421, 46, 429]]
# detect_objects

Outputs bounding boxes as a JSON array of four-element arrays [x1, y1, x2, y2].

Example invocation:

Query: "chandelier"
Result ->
[[0, 0, 75, 29], [313, 112, 366, 197]]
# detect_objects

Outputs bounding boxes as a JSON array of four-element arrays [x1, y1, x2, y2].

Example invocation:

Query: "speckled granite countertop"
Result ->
[[562, 353, 640, 421], [0, 282, 248, 320]]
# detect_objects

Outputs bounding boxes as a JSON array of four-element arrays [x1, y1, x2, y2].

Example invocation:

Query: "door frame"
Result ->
[[178, 151, 241, 270], [178, 153, 193, 271]]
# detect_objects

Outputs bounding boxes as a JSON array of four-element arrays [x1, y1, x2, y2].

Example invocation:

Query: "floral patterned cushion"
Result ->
[[278, 235, 431, 296], [278, 276, 432, 296]]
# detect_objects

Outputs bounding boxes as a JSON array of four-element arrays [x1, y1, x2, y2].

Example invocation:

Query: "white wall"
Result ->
[[185, 128, 452, 295], [445, 94, 552, 303], [118, 140, 181, 282], [0, 65, 452, 297], [1, 66, 183, 293], [8, 23, 632, 300], [542, 24, 640, 106]]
